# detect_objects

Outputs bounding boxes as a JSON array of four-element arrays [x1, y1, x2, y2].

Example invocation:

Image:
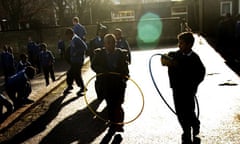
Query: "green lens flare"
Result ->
[[137, 12, 163, 49]]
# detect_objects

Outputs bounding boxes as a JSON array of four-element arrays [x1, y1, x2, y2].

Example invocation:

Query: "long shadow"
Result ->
[[39, 99, 108, 144], [1, 93, 78, 144], [193, 136, 201, 144]]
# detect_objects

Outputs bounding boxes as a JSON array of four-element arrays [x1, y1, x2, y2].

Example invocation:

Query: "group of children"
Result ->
[[0, 41, 56, 122], [0, 17, 205, 143]]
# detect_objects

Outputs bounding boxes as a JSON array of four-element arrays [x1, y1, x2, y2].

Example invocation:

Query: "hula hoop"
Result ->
[[84, 72, 145, 125], [149, 53, 200, 118]]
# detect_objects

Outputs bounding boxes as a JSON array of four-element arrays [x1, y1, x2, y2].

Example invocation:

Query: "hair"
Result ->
[[104, 34, 116, 44], [25, 66, 36, 79], [96, 23, 108, 35], [40, 43, 47, 48], [72, 16, 79, 23], [177, 32, 195, 47], [115, 28, 122, 33]]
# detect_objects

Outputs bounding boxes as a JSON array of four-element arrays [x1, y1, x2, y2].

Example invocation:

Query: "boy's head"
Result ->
[[72, 16, 79, 24], [40, 43, 47, 51], [177, 32, 195, 53], [114, 28, 122, 40], [97, 24, 108, 38], [104, 34, 116, 53]]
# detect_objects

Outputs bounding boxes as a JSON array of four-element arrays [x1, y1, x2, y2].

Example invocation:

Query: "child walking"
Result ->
[[39, 43, 55, 86], [161, 32, 205, 144]]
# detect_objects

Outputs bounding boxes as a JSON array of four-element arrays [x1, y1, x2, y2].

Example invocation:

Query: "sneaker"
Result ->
[[64, 86, 73, 94], [77, 88, 87, 96], [80, 87, 87, 93], [77, 90, 84, 96], [22, 98, 34, 104]]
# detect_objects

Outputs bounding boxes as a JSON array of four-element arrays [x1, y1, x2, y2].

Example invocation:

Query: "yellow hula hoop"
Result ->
[[84, 72, 145, 125]]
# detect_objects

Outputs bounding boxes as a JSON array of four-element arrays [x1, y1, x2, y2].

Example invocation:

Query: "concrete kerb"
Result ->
[[0, 57, 90, 132]]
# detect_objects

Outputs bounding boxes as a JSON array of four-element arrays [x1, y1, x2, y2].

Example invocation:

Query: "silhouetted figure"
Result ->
[[72, 16, 87, 41], [216, 13, 235, 58], [88, 24, 108, 101], [180, 18, 192, 32], [5, 66, 36, 109], [64, 28, 88, 96], [57, 36, 65, 59], [39, 43, 55, 86], [114, 28, 131, 64], [87, 23, 108, 61], [161, 32, 205, 144], [91, 34, 129, 134], [1, 45, 16, 84], [27, 37, 41, 73], [16, 53, 32, 72]]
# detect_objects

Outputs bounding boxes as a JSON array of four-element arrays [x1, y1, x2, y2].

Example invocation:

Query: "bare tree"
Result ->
[[53, 0, 68, 26], [0, 0, 51, 29], [63, 0, 113, 24], [0, 0, 114, 29]]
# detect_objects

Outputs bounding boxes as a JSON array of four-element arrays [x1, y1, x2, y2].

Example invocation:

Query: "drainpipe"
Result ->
[[239, 0, 240, 14], [199, 0, 203, 33]]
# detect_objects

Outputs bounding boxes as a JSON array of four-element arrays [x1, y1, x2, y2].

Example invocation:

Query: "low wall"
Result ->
[[0, 18, 181, 59]]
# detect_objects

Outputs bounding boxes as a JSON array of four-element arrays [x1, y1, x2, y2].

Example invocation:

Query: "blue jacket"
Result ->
[[73, 24, 87, 39], [39, 50, 55, 66], [88, 36, 104, 59], [6, 69, 31, 92], [116, 38, 131, 64], [70, 35, 87, 64]]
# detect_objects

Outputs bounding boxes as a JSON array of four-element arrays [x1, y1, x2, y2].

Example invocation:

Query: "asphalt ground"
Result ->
[[0, 35, 240, 143], [0, 58, 89, 132]]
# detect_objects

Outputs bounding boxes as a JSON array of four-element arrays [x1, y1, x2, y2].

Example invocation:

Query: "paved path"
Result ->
[[1, 35, 240, 144], [0, 58, 89, 131]]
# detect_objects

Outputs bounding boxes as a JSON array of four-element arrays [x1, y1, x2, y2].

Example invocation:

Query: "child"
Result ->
[[39, 43, 55, 86], [6, 66, 36, 108], [161, 32, 205, 143], [16, 53, 32, 72]]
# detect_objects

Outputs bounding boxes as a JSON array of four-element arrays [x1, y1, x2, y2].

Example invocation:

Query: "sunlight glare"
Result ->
[[137, 12, 163, 49]]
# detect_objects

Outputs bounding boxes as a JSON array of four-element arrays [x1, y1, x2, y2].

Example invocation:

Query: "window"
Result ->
[[171, 6, 188, 15], [220, 1, 232, 16], [111, 10, 135, 21]]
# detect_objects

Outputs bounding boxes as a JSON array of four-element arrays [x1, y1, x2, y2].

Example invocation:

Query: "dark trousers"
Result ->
[[42, 65, 55, 85], [0, 94, 13, 120], [173, 88, 200, 138], [6, 83, 32, 107], [66, 62, 84, 89], [95, 77, 104, 100], [103, 76, 126, 128]]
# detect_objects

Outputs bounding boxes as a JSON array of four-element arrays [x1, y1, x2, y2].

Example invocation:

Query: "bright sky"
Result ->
[[112, 0, 184, 4], [112, 0, 120, 4]]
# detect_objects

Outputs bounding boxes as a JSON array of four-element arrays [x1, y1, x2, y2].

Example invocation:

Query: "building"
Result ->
[[202, 0, 239, 36], [112, 0, 240, 37]]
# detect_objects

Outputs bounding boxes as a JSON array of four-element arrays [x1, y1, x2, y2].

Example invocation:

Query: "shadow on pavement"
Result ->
[[1, 92, 79, 144], [39, 99, 108, 144], [2, 93, 109, 144], [100, 132, 123, 144]]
